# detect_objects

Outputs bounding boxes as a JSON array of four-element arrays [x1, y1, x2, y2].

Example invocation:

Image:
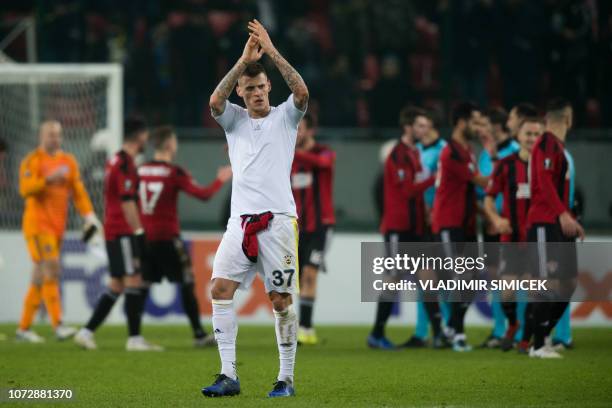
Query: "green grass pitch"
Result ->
[[1, 324, 611, 407]]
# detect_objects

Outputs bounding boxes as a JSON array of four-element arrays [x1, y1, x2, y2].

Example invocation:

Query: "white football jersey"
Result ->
[[213, 94, 306, 218]]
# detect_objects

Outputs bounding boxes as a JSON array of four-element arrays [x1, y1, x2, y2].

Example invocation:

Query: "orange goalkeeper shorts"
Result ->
[[25, 233, 61, 263]]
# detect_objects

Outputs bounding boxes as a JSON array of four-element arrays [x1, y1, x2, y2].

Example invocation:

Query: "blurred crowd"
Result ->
[[1, 0, 612, 128]]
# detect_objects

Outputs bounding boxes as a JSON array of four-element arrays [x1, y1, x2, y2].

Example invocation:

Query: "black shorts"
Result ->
[[381, 231, 424, 277], [482, 231, 500, 267], [384, 230, 421, 245], [142, 238, 193, 283], [433, 228, 478, 280], [421, 228, 435, 243], [498, 243, 530, 277], [384, 231, 431, 256], [106, 235, 140, 278], [299, 227, 333, 272], [435, 228, 477, 257], [527, 223, 577, 279], [384, 230, 426, 257], [434, 228, 480, 301]]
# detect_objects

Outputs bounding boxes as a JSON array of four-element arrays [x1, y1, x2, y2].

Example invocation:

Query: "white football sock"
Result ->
[[212, 299, 237, 380], [274, 305, 297, 383]]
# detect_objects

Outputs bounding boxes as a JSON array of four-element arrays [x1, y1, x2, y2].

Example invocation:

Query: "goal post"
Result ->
[[0, 63, 122, 157], [0, 63, 123, 230]]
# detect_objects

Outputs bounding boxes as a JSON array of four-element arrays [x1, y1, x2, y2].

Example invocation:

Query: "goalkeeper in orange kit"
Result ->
[[16, 120, 102, 343]]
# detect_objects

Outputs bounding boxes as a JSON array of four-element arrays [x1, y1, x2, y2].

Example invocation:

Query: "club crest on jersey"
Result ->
[[125, 180, 132, 190], [283, 254, 293, 266], [544, 158, 552, 170], [397, 169, 405, 181]]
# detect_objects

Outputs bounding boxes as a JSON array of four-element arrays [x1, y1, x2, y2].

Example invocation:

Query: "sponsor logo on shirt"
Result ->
[[291, 172, 312, 189], [516, 183, 530, 199]]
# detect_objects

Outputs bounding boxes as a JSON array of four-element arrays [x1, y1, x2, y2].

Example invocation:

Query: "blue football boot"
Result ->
[[201, 374, 240, 397], [268, 380, 295, 398], [367, 334, 395, 350]]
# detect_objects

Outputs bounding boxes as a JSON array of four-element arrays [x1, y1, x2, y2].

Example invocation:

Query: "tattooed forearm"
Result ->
[[210, 59, 248, 116], [268, 48, 309, 110]]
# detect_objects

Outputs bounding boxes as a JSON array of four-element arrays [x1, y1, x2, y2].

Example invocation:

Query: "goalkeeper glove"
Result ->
[[82, 213, 102, 243]]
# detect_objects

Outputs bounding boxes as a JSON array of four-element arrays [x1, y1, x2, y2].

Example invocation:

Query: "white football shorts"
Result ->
[[212, 214, 299, 294]]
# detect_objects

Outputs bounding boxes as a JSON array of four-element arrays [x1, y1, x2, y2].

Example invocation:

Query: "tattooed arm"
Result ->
[[209, 35, 263, 116], [248, 19, 309, 111], [267, 48, 309, 111]]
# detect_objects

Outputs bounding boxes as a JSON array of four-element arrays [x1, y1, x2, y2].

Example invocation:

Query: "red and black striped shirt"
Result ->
[[431, 140, 478, 235], [138, 161, 224, 241], [104, 150, 139, 240], [380, 141, 434, 235], [527, 132, 570, 227], [486, 153, 530, 242], [291, 144, 336, 233]]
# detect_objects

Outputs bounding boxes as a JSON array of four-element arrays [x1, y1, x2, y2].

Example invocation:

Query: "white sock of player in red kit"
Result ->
[[274, 305, 297, 384], [212, 300, 237, 380]]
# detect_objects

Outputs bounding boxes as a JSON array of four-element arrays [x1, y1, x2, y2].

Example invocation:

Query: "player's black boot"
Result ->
[[399, 335, 427, 348]]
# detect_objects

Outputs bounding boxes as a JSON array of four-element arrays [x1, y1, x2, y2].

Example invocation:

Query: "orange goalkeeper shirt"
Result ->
[[19, 148, 94, 237]]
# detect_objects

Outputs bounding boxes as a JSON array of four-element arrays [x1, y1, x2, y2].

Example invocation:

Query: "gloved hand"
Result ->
[[82, 213, 103, 243]]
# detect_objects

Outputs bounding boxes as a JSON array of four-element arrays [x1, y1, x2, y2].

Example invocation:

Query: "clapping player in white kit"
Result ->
[[201, 20, 308, 398]]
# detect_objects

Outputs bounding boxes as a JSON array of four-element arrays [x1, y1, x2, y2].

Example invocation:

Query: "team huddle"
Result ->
[[369, 99, 582, 359], [13, 19, 583, 400]]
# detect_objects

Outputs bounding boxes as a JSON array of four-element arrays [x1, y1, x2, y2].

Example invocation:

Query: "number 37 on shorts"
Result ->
[[271, 268, 296, 288]]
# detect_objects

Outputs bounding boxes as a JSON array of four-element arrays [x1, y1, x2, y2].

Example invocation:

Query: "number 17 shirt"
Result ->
[[138, 160, 223, 241]]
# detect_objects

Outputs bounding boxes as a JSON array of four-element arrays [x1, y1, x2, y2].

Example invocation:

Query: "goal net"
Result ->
[[0, 64, 122, 230]]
